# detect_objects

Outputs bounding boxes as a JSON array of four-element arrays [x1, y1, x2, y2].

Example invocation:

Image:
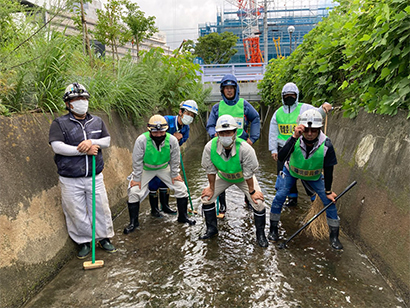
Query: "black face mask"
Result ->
[[284, 96, 297, 106], [150, 133, 166, 148]]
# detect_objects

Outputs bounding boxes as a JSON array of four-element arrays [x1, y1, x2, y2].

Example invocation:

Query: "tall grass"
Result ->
[[0, 3, 209, 122]]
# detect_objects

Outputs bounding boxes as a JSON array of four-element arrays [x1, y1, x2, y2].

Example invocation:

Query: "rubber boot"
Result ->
[[160, 189, 177, 215], [254, 209, 268, 247], [199, 203, 218, 239], [329, 226, 343, 250], [218, 191, 226, 213], [177, 197, 196, 225], [123, 202, 140, 234], [149, 192, 162, 218], [284, 197, 297, 207], [268, 220, 279, 242]]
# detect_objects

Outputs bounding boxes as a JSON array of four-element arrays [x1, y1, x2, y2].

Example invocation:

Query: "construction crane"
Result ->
[[226, 0, 263, 64]]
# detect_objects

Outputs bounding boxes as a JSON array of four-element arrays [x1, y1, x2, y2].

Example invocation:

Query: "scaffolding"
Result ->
[[198, 0, 337, 63]]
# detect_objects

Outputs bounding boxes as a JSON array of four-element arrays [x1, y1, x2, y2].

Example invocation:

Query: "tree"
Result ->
[[194, 32, 238, 64], [122, 2, 157, 60], [93, 0, 131, 63]]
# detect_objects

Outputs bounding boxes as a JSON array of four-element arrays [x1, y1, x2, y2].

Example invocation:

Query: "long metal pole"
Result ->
[[279, 181, 357, 249], [289, 32, 292, 55], [263, 0, 268, 64]]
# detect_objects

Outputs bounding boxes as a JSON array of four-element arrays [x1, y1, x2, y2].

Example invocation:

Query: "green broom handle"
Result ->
[[92, 155, 96, 264], [180, 153, 194, 211]]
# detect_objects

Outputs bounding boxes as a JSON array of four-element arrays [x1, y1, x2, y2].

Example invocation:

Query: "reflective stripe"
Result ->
[[143, 162, 168, 170]]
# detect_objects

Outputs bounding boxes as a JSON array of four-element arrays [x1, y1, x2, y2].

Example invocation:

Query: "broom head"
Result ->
[[302, 194, 328, 240], [83, 260, 104, 270]]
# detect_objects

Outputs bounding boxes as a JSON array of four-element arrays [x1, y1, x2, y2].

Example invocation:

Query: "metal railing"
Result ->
[[198, 63, 267, 83]]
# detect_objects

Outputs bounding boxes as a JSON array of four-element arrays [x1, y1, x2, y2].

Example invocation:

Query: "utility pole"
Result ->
[[263, 0, 268, 64]]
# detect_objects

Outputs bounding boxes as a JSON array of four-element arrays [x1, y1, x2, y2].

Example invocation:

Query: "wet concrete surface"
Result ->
[[24, 133, 405, 308]]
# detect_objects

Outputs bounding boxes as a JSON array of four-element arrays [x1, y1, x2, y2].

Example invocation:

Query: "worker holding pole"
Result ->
[[123, 114, 196, 235], [269, 109, 343, 250], [147, 100, 198, 217], [49, 83, 116, 259]]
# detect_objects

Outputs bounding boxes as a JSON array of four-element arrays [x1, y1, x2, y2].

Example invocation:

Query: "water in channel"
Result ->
[[25, 131, 404, 308]]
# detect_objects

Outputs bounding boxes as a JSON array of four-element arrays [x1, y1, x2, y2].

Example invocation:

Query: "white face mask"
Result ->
[[70, 99, 89, 115], [219, 135, 235, 147], [181, 114, 194, 125]]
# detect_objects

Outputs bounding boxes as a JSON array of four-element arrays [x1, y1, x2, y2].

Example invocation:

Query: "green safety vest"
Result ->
[[218, 98, 245, 137], [276, 103, 302, 141], [143, 132, 170, 171], [210, 137, 245, 183], [289, 138, 325, 181]]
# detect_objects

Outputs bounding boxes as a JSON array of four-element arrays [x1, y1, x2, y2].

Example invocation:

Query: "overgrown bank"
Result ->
[[259, 0, 410, 119]]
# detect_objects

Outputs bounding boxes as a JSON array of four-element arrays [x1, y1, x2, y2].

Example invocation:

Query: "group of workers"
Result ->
[[49, 74, 343, 260]]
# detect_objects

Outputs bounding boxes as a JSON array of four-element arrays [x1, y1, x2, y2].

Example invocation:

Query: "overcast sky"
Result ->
[[136, 0, 223, 49]]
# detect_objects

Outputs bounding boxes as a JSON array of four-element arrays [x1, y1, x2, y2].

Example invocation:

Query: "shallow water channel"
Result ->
[[25, 132, 405, 308]]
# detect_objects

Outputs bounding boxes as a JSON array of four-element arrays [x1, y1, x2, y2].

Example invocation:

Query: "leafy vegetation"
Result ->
[[194, 32, 239, 64], [259, 0, 410, 118], [0, 0, 209, 123]]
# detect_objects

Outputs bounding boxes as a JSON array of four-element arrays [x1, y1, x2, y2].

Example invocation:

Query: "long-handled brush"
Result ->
[[180, 153, 197, 215], [83, 155, 104, 270]]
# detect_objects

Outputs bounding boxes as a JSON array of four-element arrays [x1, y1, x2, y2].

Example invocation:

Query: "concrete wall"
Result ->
[[325, 109, 410, 304], [0, 111, 204, 308]]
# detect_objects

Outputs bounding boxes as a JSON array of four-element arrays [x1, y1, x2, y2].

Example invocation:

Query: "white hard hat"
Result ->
[[297, 109, 323, 128], [147, 114, 169, 132], [63, 82, 90, 102], [180, 100, 198, 115], [215, 114, 238, 132]]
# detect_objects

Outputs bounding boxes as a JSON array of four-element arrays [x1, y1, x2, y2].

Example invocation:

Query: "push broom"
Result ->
[[83, 155, 104, 270]]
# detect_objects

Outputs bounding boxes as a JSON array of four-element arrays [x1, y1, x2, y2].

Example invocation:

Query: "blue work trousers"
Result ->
[[270, 167, 338, 220]]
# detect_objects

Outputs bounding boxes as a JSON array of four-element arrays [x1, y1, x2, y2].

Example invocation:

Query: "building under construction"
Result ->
[[198, 0, 337, 63]]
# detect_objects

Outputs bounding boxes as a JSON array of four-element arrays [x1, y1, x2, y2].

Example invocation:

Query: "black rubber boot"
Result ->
[[123, 202, 140, 234], [254, 209, 268, 247], [149, 192, 162, 218], [177, 197, 196, 225], [218, 191, 227, 213], [160, 189, 177, 215], [268, 220, 279, 242], [199, 203, 218, 239], [329, 226, 343, 250], [284, 197, 298, 207], [77, 243, 91, 259]]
